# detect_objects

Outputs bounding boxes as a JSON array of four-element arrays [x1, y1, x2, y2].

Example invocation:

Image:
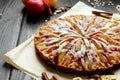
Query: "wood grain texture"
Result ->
[[0, 0, 119, 80], [0, 0, 10, 18], [71, 0, 120, 13], [0, 0, 24, 80], [9, 0, 72, 80]]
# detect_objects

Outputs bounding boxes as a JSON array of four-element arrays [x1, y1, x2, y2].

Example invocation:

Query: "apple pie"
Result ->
[[34, 15, 120, 73]]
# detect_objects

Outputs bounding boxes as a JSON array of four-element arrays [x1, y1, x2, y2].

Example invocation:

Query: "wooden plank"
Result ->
[[9, 0, 72, 80], [93, 0, 120, 13], [71, 0, 120, 13], [0, 0, 10, 18], [51, 0, 72, 19], [0, 0, 24, 80], [10, 69, 34, 80], [71, 0, 90, 6], [8, 0, 120, 80]]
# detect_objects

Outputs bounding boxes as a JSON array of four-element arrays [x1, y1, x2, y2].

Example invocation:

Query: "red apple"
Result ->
[[26, 0, 46, 15]]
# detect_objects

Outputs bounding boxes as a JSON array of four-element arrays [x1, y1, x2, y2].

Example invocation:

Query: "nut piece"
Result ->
[[55, 9, 62, 13], [54, 5, 71, 14], [116, 5, 120, 13], [59, 7, 66, 12], [100, 75, 116, 80], [112, 14, 120, 21], [73, 77, 82, 80]]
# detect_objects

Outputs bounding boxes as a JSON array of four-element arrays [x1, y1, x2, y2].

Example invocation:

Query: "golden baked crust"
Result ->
[[34, 15, 120, 73]]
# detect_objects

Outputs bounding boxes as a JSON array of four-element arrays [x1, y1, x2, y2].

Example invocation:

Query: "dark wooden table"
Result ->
[[0, 0, 119, 80]]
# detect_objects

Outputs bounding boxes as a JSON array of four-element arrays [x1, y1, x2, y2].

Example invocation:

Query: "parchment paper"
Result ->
[[3, 1, 120, 80]]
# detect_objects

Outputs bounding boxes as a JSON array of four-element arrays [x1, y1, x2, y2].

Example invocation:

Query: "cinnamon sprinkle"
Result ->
[[41, 72, 59, 80], [92, 10, 113, 19], [42, 72, 50, 80], [50, 75, 59, 80]]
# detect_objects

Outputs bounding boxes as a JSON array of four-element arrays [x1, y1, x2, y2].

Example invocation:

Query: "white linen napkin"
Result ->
[[3, 1, 120, 80]]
